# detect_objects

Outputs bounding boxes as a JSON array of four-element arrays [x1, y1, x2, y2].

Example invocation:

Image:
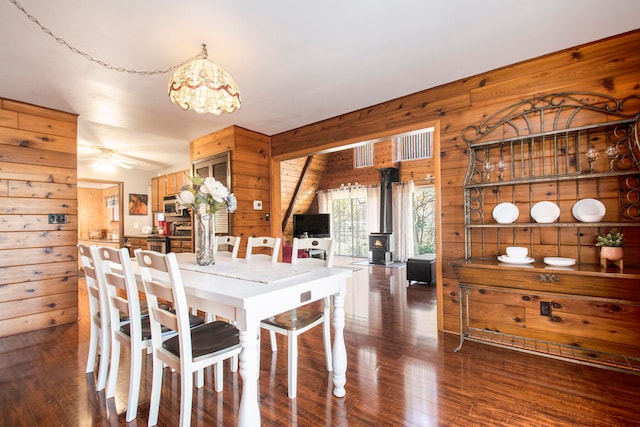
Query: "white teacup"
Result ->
[[506, 246, 528, 259]]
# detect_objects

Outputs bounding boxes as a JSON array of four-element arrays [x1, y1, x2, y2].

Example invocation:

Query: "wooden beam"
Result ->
[[282, 155, 314, 231]]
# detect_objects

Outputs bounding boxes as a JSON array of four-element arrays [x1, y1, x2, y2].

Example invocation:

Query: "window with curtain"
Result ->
[[317, 184, 379, 257], [413, 185, 436, 254], [391, 181, 436, 261], [105, 194, 119, 222]]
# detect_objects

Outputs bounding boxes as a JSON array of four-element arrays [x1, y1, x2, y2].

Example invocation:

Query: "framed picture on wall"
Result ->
[[128, 193, 148, 215]]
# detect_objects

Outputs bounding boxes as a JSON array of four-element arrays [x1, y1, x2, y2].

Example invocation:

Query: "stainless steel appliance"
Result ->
[[146, 235, 169, 253], [163, 195, 190, 218]]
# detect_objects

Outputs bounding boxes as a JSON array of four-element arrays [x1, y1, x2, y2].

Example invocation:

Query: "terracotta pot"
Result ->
[[600, 246, 624, 261]]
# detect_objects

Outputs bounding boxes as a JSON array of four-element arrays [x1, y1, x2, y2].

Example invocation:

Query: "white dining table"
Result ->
[[172, 252, 352, 427]]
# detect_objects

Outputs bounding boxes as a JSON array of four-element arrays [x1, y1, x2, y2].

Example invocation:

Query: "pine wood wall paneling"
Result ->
[[269, 30, 640, 335], [190, 126, 272, 259], [77, 188, 106, 240], [0, 162, 76, 183], [280, 155, 331, 242], [0, 98, 78, 338]]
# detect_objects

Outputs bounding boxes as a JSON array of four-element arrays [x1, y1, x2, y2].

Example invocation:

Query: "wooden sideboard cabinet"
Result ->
[[451, 260, 640, 373], [453, 92, 640, 374]]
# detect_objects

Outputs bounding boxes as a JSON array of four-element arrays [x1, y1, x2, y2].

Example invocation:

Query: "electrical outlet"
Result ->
[[253, 200, 263, 210], [540, 301, 552, 317], [48, 214, 67, 224]]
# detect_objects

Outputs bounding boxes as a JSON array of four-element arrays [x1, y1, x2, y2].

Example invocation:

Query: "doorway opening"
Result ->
[[77, 179, 124, 245]]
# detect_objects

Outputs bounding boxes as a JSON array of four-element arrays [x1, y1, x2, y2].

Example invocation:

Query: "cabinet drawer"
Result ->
[[170, 240, 182, 249], [181, 241, 193, 250], [453, 263, 640, 301]]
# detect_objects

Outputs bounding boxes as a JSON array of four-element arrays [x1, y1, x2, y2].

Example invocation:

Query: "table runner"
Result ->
[[179, 261, 311, 284]]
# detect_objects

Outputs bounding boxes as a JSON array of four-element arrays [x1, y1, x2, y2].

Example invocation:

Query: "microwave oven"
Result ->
[[163, 195, 190, 217]]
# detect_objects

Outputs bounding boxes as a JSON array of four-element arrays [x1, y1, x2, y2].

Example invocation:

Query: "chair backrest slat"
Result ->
[[151, 305, 178, 332], [246, 236, 281, 262], [95, 246, 145, 340], [136, 250, 193, 361], [291, 237, 335, 268], [215, 235, 241, 258]]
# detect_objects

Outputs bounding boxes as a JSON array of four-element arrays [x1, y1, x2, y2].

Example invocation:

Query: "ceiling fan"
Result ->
[[89, 146, 136, 170]]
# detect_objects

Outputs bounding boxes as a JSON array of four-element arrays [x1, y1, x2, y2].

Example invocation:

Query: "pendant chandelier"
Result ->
[[168, 44, 241, 115]]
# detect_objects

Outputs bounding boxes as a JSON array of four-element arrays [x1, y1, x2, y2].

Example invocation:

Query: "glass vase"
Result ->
[[196, 213, 215, 266]]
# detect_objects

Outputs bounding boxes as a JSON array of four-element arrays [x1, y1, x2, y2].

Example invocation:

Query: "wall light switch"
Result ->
[[133, 222, 139, 229], [253, 200, 263, 210]]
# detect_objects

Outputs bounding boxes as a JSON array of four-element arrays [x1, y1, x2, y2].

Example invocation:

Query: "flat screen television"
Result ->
[[293, 213, 331, 238]]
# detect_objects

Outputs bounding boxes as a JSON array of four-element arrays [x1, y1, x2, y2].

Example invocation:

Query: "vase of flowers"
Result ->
[[176, 175, 237, 266], [595, 229, 624, 269]]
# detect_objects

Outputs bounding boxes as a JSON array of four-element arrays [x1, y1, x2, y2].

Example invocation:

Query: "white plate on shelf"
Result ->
[[572, 198, 605, 222], [543, 257, 576, 267], [492, 202, 519, 224], [497, 255, 535, 264], [531, 201, 560, 223]]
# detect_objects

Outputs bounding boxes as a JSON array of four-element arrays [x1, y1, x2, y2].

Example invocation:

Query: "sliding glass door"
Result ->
[[332, 197, 368, 257]]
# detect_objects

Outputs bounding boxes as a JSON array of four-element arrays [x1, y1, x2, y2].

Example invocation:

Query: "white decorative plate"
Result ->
[[531, 201, 560, 223], [543, 257, 576, 267], [492, 202, 519, 224], [497, 255, 535, 264], [572, 198, 605, 222]]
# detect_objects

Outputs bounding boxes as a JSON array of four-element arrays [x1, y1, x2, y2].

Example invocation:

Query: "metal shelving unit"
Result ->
[[454, 92, 640, 374], [461, 92, 640, 260]]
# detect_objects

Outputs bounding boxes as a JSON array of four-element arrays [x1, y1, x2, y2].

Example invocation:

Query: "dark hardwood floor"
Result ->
[[1, 257, 638, 426]]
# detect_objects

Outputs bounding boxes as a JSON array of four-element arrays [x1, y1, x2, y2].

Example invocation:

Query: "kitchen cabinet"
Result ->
[[165, 170, 189, 196], [151, 169, 189, 212], [151, 177, 162, 212], [123, 236, 147, 257], [169, 237, 193, 253], [452, 92, 640, 374]]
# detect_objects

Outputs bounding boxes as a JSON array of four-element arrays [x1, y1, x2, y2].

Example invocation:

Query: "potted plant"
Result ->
[[595, 229, 624, 269]]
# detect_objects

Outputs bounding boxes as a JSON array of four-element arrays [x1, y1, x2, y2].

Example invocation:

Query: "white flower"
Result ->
[[200, 176, 229, 203], [176, 190, 195, 206], [176, 174, 237, 216]]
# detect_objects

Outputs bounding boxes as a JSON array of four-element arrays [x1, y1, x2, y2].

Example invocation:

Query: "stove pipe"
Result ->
[[378, 168, 399, 233]]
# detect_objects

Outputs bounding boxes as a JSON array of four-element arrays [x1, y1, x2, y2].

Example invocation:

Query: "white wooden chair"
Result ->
[[136, 250, 242, 427], [215, 235, 241, 258], [245, 236, 281, 262], [95, 246, 194, 422], [260, 237, 334, 398], [77, 243, 116, 391]]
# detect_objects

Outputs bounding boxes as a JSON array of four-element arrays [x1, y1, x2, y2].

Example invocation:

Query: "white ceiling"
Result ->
[[1, 0, 639, 171]]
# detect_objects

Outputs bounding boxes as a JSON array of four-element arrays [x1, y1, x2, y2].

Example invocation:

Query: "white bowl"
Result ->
[[492, 202, 519, 224], [531, 201, 560, 223], [506, 246, 528, 259], [572, 198, 605, 222], [544, 257, 576, 267]]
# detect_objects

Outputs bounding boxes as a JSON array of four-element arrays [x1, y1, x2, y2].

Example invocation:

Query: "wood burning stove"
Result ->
[[369, 167, 399, 264], [369, 232, 394, 264]]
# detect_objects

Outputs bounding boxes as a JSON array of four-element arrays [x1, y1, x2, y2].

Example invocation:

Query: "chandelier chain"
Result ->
[[9, 0, 205, 75]]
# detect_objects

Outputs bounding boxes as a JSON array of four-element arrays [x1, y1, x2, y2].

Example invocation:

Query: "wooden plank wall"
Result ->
[[269, 30, 640, 335], [77, 186, 119, 240], [191, 125, 271, 258], [280, 154, 330, 243], [0, 98, 78, 338], [279, 139, 436, 242]]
